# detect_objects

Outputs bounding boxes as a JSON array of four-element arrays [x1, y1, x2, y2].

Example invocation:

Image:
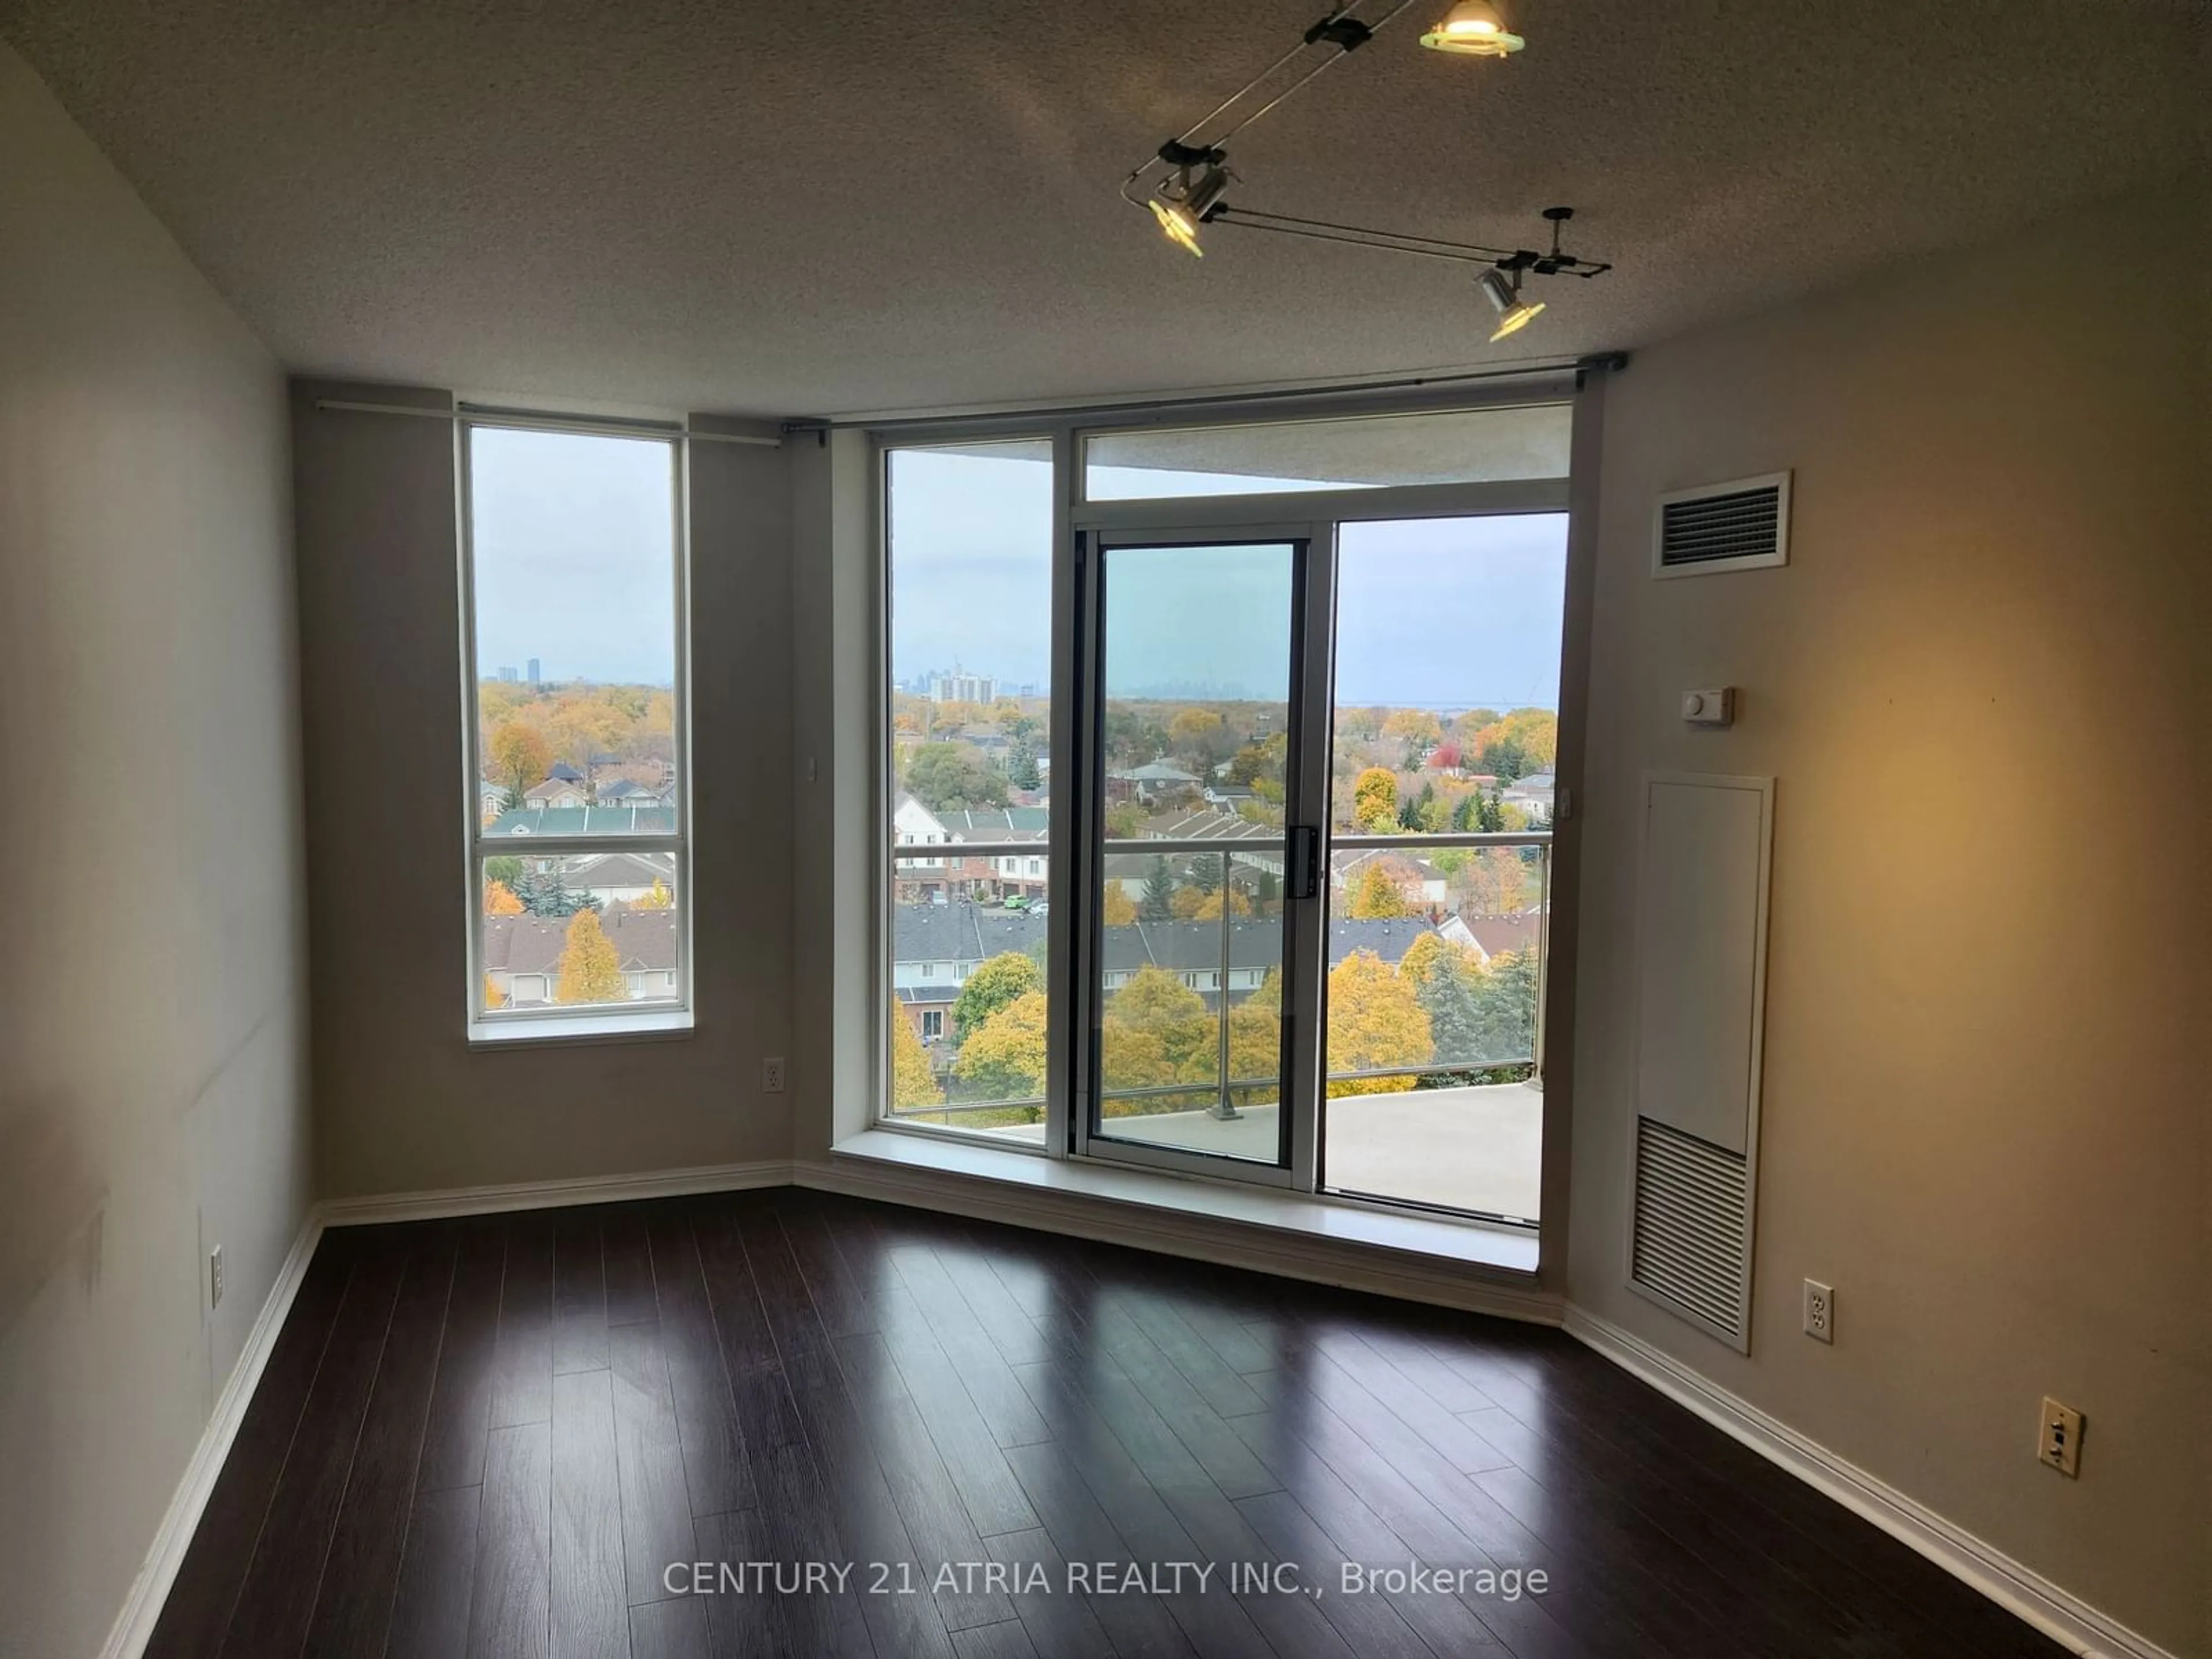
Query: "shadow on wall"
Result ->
[[0, 1102, 107, 1344]]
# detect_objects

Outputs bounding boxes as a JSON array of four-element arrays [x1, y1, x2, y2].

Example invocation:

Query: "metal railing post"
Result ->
[[1211, 849, 1241, 1120]]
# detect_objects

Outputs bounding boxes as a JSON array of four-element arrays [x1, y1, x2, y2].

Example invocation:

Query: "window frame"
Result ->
[[875, 382, 1582, 1166], [457, 414, 695, 1041]]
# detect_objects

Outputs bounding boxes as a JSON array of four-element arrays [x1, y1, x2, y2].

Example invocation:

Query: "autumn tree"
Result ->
[[952, 952, 1043, 1043], [555, 908, 628, 1003], [1347, 863, 1410, 919], [635, 877, 674, 910], [488, 719, 552, 796], [1168, 707, 1231, 771], [904, 743, 1009, 811], [1353, 766, 1400, 832], [953, 990, 1047, 1104], [1325, 950, 1433, 1096], [483, 878, 525, 916], [484, 975, 508, 1010], [1188, 885, 1252, 921], [890, 1001, 944, 1109], [1101, 883, 1138, 925]]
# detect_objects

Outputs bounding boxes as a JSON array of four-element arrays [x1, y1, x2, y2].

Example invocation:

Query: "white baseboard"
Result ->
[[317, 1158, 796, 1226], [796, 1154, 1564, 1326], [1561, 1306, 2176, 1659], [97, 1209, 325, 1659]]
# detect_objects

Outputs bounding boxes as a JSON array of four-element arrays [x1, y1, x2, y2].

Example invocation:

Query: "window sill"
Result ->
[[830, 1127, 1541, 1279], [468, 1009, 695, 1049]]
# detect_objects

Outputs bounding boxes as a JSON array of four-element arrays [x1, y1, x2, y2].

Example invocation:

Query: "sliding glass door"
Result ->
[[1074, 533, 1328, 1183], [1071, 510, 1564, 1218]]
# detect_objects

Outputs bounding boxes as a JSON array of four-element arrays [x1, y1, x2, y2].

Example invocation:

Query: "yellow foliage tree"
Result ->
[[1353, 766, 1400, 831], [889, 1000, 942, 1108], [1325, 949, 1433, 1096], [554, 908, 628, 1004], [1190, 886, 1253, 921], [953, 990, 1048, 1101], [636, 877, 674, 910], [483, 878, 525, 916], [484, 975, 508, 1010], [1347, 863, 1410, 919], [1101, 884, 1138, 925], [488, 719, 552, 795]]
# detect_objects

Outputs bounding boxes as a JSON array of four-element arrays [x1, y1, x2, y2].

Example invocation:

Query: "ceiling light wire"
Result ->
[[1118, 0, 1419, 210]]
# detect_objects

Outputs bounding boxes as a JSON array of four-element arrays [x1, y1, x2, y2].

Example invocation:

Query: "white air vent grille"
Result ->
[[1653, 472, 1790, 576], [1630, 1115, 1749, 1339]]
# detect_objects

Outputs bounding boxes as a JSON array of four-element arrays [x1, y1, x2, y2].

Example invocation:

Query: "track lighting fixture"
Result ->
[[1148, 149, 1233, 257], [1475, 266, 1544, 340], [1118, 6, 1611, 343], [1420, 0, 1524, 56]]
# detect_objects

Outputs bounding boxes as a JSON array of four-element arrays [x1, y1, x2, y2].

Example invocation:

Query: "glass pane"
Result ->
[[470, 426, 679, 835], [1321, 514, 1566, 1223], [1093, 543, 1295, 1166], [479, 853, 681, 1014], [886, 440, 1055, 1133], [1084, 404, 1571, 501]]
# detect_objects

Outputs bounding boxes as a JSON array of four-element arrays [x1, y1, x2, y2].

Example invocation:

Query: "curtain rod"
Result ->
[[312, 399, 783, 447], [786, 353, 1627, 435]]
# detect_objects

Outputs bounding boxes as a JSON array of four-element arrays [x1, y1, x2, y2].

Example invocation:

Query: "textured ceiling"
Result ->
[[2, 1, 2200, 417]]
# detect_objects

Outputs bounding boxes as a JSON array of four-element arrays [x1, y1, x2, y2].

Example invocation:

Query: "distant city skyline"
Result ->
[[891, 448, 1567, 711], [471, 426, 679, 685]]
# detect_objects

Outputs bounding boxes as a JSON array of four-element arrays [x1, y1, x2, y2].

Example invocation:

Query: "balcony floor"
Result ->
[[985, 1080, 1543, 1222]]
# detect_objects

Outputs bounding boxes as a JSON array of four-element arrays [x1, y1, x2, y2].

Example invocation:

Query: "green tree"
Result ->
[[1007, 736, 1041, 791], [953, 990, 1048, 1107], [1140, 855, 1176, 922], [1471, 948, 1540, 1060], [952, 951, 1044, 1043], [1325, 949, 1433, 1096], [1398, 933, 1490, 1068], [889, 1001, 943, 1108], [484, 854, 525, 887], [905, 743, 1009, 811], [1347, 863, 1410, 919], [554, 908, 628, 1003]]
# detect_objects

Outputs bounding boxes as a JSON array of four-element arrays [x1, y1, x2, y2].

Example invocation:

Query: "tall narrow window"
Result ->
[[884, 440, 1054, 1132], [463, 423, 687, 1033]]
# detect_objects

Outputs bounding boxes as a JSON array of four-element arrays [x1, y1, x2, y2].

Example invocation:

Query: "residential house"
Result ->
[[482, 906, 679, 1007]]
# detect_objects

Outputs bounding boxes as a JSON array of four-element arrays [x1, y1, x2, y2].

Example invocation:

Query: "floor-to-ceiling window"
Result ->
[[884, 440, 1056, 1131], [878, 395, 1574, 1227]]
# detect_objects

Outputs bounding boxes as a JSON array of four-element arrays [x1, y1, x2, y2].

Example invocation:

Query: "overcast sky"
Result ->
[[891, 447, 1567, 709], [469, 435, 1567, 708], [471, 425, 677, 684]]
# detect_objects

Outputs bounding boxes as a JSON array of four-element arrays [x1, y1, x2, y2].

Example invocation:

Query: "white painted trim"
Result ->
[[797, 1153, 1561, 1325], [318, 1160, 796, 1226], [97, 1209, 325, 1659], [1562, 1306, 2176, 1659]]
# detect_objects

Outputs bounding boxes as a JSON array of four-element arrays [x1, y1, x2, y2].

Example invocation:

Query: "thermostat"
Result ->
[[1681, 687, 1736, 726]]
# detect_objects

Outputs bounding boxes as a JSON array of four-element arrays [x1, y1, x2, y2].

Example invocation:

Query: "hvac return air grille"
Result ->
[[1653, 472, 1791, 575], [1630, 1116, 1750, 1339]]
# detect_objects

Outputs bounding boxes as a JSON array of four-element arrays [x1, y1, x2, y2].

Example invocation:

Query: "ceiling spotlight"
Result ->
[[1150, 162, 1232, 257], [1421, 1, 1525, 56], [1476, 266, 1546, 341]]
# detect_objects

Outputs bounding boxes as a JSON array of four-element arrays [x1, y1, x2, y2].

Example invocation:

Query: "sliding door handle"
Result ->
[[1287, 825, 1320, 901]]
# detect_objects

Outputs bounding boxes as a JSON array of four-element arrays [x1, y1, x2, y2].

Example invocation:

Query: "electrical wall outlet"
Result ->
[[1802, 1278, 1834, 1343], [761, 1056, 786, 1094], [2039, 1397, 2083, 1477], [209, 1245, 225, 1309]]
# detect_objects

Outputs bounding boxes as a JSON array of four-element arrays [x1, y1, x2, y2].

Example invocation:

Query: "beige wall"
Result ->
[[294, 390, 796, 1196], [1568, 190, 2209, 1654], [0, 42, 310, 1659]]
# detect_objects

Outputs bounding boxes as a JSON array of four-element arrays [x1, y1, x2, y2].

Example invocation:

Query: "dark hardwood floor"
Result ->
[[146, 1188, 2067, 1658]]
